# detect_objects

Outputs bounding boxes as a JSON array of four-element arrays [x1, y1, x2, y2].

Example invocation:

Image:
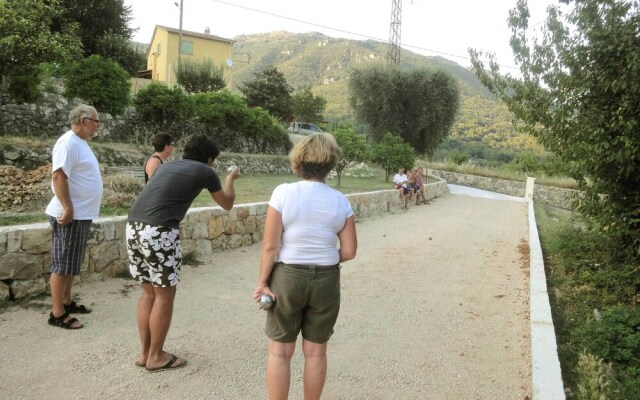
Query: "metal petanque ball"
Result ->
[[227, 165, 237, 173], [259, 294, 274, 309]]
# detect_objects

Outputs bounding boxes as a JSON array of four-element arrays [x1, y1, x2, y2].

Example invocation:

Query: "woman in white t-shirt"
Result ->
[[254, 133, 357, 399]]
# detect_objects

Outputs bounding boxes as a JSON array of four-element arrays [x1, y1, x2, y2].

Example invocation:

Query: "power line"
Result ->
[[207, 0, 520, 70]]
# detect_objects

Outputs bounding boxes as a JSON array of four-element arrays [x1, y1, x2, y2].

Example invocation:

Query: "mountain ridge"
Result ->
[[228, 31, 492, 118], [229, 31, 539, 152]]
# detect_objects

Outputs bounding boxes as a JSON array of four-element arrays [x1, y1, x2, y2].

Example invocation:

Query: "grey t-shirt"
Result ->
[[128, 159, 222, 228]]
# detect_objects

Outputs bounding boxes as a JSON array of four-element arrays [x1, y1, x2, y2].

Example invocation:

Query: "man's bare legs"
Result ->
[[137, 284, 185, 369], [136, 283, 155, 366], [416, 187, 426, 204], [302, 339, 328, 400], [50, 272, 82, 328]]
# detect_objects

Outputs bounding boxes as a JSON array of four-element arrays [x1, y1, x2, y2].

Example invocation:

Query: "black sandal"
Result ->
[[64, 301, 92, 314], [48, 312, 83, 329]]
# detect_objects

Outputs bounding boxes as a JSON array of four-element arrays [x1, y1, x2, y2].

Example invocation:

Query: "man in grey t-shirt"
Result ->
[[126, 134, 240, 372]]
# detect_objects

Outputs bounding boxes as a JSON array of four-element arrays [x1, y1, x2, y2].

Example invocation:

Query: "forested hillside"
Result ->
[[227, 31, 541, 155], [137, 31, 541, 156]]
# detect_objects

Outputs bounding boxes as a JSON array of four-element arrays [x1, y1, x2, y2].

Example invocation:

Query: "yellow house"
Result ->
[[143, 25, 234, 87]]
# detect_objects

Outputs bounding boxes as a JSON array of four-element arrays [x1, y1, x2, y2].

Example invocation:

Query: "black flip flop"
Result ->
[[145, 354, 187, 373]]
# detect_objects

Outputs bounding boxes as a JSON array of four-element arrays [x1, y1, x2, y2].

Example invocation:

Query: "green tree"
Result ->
[[176, 58, 225, 94], [370, 133, 416, 182], [53, 0, 135, 57], [134, 83, 194, 134], [332, 126, 368, 187], [349, 64, 460, 156], [0, 0, 81, 134], [7, 65, 42, 104], [94, 32, 146, 76], [239, 66, 293, 121], [192, 89, 288, 153], [470, 0, 640, 259], [64, 55, 130, 116], [292, 87, 326, 123]]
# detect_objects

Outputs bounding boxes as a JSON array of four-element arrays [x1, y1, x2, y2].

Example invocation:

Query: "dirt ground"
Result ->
[[0, 189, 531, 400]]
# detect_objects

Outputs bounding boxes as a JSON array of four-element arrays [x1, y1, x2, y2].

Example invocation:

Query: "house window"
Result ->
[[157, 43, 161, 55], [180, 40, 193, 55]]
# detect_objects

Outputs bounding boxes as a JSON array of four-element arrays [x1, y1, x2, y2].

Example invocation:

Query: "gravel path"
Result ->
[[0, 189, 531, 399]]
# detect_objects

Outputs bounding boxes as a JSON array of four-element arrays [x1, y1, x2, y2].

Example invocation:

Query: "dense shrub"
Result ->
[[578, 306, 640, 399], [192, 90, 289, 154], [448, 150, 469, 165], [540, 214, 640, 398], [63, 55, 130, 116], [249, 107, 290, 154], [133, 83, 194, 137]]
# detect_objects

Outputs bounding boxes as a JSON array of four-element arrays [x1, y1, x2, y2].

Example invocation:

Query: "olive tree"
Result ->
[[349, 65, 460, 156]]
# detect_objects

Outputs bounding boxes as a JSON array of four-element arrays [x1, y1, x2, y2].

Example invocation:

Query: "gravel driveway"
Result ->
[[0, 189, 531, 399]]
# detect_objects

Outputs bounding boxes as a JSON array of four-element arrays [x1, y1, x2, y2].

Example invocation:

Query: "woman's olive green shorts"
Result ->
[[265, 262, 341, 344]]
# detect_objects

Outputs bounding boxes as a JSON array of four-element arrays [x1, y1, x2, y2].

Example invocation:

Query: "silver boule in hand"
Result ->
[[227, 165, 237, 172], [259, 294, 274, 309]]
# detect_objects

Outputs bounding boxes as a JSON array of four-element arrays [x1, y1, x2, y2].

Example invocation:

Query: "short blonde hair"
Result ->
[[289, 133, 342, 180]]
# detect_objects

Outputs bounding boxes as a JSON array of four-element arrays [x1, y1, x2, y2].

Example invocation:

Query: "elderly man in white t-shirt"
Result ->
[[392, 167, 411, 209], [45, 104, 103, 330]]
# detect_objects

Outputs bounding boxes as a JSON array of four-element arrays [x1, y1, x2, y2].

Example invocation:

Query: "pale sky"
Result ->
[[125, 0, 555, 70]]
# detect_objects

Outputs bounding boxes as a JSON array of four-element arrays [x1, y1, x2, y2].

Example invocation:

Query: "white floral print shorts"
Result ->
[[126, 221, 182, 287]]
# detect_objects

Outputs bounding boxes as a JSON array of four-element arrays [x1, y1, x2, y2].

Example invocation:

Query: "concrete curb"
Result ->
[[528, 200, 566, 399]]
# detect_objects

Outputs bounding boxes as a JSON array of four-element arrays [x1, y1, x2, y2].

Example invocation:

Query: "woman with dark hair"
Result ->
[[145, 133, 174, 183], [254, 132, 358, 399], [126, 134, 240, 372]]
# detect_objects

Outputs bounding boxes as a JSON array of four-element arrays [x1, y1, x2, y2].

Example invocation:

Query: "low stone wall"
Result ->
[[431, 170, 578, 209], [0, 177, 448, 304]]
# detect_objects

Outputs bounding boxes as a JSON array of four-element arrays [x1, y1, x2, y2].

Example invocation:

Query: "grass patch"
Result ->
[[0, 206, 131, 227], [191, 170, 394, 207], [0, 213, 48, 226], [535, 203, 640, 399], [425, 160, 578, 189], [0, 169, 397, 226]]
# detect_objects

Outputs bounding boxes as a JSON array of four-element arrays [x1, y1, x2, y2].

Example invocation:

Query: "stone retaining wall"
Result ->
[[0, 178, 448, 304], [431, 169, 578, 209]]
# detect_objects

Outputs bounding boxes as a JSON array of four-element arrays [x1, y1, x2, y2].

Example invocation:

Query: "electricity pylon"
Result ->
[[387, 0, 402, 66]]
